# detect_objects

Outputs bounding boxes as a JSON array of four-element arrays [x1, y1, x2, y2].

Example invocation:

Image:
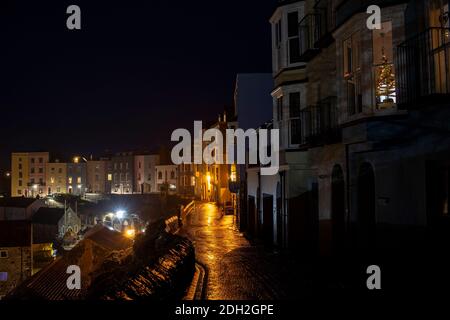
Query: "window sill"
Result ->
[[341, 106, 408, 126]]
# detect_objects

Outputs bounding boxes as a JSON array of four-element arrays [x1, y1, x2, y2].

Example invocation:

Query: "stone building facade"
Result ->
[[242, 0, 450, 256], [0, 221, 33, 298]]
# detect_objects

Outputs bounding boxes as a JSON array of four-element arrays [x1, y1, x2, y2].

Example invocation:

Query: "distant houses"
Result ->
[[10, 150, 180, 197], [0, 197, 83, 298]]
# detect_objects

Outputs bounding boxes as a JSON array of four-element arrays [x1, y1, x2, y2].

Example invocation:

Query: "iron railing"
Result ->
[[300, 97, 340, 146], [397, 27, 450, 107], [299, 13, 321, 61], [312, 0, 334, 48]]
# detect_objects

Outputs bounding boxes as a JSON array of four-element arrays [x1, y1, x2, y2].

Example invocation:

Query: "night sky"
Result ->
[[0, 0, 274, 170]]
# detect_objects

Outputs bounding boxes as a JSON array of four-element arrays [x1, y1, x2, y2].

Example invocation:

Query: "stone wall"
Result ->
[[0, 246, 32, 298]]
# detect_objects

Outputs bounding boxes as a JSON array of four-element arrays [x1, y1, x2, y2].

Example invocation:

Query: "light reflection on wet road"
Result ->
[[180, 202, 300, 300]]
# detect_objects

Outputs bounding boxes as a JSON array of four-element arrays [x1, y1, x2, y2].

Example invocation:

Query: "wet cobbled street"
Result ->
[[179, 202, 307, 300]]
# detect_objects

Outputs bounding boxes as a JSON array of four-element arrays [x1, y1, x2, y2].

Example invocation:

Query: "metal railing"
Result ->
[[397, 27, 450, 107], [299, 13, 321, 60], [301, 97, 340, 146]]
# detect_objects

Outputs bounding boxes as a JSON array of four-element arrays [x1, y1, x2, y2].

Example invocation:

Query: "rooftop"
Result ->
[[7, 226, 132, 300], [0, 197, 39, 208], [32, 207, 65, 225], [0, 221, 32, 247]]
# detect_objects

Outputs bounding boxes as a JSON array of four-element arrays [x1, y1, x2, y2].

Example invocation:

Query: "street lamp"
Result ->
[[116, 210, 126, 219]]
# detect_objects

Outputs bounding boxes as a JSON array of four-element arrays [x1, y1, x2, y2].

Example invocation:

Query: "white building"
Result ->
[[245, 0, 314, 250], [134, 154, 160, 194]]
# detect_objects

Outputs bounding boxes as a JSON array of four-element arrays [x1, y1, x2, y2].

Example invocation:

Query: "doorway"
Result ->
[[357, 162, 376, 249], [331, 165, 346, 255]]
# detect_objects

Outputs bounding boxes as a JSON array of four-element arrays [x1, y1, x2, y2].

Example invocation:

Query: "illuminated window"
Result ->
[[50, 177, 55, 184], [107, 174, 112, 181], [230, 164, 237, 182], [68, 177, 73, 184], [373, 21, 396, 108], [77, 177, 81, 183], [0, 272, 7, 282]]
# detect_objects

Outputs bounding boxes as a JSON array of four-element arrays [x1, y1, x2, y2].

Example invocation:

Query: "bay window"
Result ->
[[344, 32, 362, 115], [289, 92, 301, 145]]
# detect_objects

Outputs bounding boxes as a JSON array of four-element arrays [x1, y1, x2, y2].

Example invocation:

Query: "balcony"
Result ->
[[397, 27, 450, 108], [27, 182, 46, 187], [299, 14, 321, 61], [300, 97, 341, 146], [312, 0, 334, 48], [298, 9, 333, 62]]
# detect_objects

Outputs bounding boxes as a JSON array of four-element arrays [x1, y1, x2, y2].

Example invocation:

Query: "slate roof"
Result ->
[[0, 221, 32, 247], [32, 207, 65, 225], [6, 226, 133, 300], [0, 197, 38, 208]]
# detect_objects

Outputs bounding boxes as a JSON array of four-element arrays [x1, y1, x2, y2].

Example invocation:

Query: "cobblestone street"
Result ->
[[180, 202, 307, 300]]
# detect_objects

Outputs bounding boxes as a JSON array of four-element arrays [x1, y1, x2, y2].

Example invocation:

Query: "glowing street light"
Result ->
[[116, 210, 126, 219], [125, 229, 136, 238]]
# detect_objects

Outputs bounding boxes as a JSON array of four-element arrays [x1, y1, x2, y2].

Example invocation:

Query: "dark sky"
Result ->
[[0, 0, 275, 170]]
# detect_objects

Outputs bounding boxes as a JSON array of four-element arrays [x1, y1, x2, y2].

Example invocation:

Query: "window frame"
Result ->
[[0, 250, 9, 259]]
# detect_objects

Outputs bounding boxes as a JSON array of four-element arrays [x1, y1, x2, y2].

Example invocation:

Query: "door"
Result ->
[[357, 163, 376, 249]]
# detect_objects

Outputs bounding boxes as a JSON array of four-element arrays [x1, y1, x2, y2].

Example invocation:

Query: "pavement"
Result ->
[[179, 202, 307, 300]]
